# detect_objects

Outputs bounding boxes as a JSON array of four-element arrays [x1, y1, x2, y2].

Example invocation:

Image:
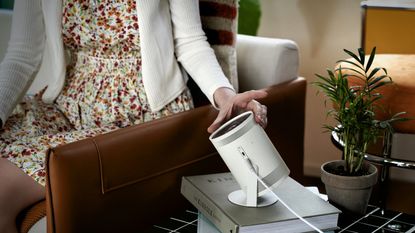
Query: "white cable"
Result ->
[[242, 155, 324, 233]]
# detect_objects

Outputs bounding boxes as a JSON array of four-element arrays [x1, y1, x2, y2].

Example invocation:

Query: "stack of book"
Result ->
[[181, 172, 341, 233]]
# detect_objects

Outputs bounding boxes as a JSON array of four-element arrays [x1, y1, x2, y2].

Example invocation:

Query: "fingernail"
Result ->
[[258, 115, 262, 121]]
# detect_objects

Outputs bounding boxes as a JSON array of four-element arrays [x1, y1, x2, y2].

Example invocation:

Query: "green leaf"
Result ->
[[343, 74, 366, 82], [379, 121, 389, 128], [337, 66, 366, 77], [337, 60, 365, 73], [367, 95, 383, 105], [367, 67, 382, 79], [358, 48, 365, 67], [369, 81, 389, 92], [368, 75, 391, 87], [388, 112, 411, 123], [391, 111, 407, 118], [365, 47, 377, 72], [327, 69, 336, 79], [343, 49, 362, 65], [314, 74, 333, 86]]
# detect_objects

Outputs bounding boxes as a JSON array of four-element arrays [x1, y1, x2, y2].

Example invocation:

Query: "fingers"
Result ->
[[208, 102, 267, 133], [248, 100, 268, 128], [207, 90, 268, 133], [207, 116, 223, 133], [207, 122, 219, 134], [259, 104, 268, 128], [245, 89, 268, 99], [207, 104, 233, 133], [234, 90, 268, 107]]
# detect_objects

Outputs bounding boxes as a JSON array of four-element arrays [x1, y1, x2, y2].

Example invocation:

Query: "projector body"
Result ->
[[209, 111, 290, 207]]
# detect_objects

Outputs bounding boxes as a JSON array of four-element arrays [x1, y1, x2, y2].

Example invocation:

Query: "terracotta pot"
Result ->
[[321, 160, 378, 214]]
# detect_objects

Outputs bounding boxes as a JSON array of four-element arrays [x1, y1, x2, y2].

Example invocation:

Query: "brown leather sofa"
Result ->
[[45, 77, 306, 233], [44, 34, 306, 232], [11, 34, 305, 232]]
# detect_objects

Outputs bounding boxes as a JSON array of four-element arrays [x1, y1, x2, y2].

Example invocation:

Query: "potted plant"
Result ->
[[313, 47, 405, 214]]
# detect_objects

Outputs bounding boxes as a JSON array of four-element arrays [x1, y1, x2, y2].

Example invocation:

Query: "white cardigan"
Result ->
[[0, 0, 234, 124]]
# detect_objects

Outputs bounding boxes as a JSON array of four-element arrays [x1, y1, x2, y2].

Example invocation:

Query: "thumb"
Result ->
[[208, 106, 232, 133], [207, 114, 225, 133]]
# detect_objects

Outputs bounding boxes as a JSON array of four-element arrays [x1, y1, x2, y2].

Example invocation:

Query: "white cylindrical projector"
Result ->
[[209, 111, 290, 207]]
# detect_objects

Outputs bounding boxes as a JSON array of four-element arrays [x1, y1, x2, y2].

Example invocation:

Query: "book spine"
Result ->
[[181, 177, 238, 233]]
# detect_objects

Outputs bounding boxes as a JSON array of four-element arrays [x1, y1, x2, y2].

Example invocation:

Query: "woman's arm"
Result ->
[[0, 0, 45, 124], [169, 0, 234, 106], [169, 0, 267, 132]]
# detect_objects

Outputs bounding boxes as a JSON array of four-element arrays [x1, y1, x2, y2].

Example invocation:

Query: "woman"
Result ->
[[0, 0, 267, 232]]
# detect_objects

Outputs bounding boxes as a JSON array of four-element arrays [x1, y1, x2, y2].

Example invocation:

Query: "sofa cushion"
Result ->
[[236, 35, 299, 91]]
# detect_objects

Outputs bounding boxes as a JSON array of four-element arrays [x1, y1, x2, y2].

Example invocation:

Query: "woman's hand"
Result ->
[[208, 87, 268, 133]]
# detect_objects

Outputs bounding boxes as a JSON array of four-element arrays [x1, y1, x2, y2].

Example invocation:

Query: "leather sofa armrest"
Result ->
[[262, 77, 306, 182], [236, 34, 300, 91], [46, 105, 228, 233], [46, 78, 306, 233]]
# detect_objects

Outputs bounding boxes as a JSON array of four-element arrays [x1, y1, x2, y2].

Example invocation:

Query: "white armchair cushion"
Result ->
[[236, 34, 299, 92]]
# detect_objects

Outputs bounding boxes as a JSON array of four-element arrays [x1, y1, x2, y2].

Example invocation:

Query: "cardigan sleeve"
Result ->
[[169, 0, 235, 107], [0, 0, 45, 124]]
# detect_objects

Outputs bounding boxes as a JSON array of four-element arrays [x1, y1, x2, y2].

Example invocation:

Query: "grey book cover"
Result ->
[[181, 172, 341, 233]]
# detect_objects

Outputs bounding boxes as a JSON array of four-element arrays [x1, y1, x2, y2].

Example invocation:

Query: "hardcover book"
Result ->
[[181, 172, 340, 233]]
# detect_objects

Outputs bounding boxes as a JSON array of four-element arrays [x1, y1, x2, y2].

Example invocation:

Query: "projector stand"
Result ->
[[228, 169, 278, 207]]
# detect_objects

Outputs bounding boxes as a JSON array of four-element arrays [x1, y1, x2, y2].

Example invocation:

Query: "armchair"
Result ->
[[1, 8, 306, 232]]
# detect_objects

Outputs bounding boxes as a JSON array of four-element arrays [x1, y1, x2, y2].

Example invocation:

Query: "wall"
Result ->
[[257, 0, 363, 177]]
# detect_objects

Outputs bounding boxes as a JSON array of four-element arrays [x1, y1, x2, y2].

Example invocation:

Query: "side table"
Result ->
[[145, 205, 415, 233]]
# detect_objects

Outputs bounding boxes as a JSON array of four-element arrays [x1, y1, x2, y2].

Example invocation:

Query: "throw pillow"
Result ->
[[199, 0, 239, 92]]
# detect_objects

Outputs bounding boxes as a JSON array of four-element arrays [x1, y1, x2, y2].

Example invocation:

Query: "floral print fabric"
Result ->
[[1, 0, 193, 186], [0, 93, 119, 186]]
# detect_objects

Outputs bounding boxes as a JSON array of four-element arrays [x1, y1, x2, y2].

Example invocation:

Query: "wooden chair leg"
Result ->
[[16, 200, 46, 233]]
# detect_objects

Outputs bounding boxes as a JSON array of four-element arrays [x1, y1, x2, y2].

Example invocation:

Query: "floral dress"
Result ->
[[0, 0, 194, 186]]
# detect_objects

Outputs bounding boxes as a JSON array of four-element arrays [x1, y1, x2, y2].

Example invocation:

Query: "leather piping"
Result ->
[[91, 138, 106, 195], [45, 148, 57, 233]]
